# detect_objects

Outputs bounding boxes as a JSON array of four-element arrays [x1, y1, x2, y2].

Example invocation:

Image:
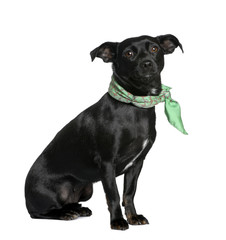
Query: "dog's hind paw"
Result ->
[[60, 212, 79, 221], [77, 207, 92, 217]]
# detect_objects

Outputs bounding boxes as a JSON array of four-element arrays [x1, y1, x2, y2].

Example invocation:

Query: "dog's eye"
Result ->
[[124, 50, 134, 58], [151, 47, 158, 53]]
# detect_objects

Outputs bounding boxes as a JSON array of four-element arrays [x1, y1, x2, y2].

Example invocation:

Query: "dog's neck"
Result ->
[[108, 77, 188, 135], [112, 72, 161, 96]]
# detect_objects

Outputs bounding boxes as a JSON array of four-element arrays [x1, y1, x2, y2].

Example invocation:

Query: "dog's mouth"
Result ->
[[113, 68, 162, 96], [133, 70, 158, 82], [128, 72, 162, 96]]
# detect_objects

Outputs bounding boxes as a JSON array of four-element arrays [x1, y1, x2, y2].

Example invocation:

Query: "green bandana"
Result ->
[[108, 77, 188, 135]]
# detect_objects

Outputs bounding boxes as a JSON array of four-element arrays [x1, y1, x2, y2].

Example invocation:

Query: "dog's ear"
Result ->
[[90, 42, 118, 62], [157, 34, 184, 54]]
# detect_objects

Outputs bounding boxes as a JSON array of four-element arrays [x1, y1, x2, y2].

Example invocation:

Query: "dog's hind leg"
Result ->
[[76, 183, 93, 216], [27, 184, 81, 220], [51, 181, 93, 219], [30, 207, 80, 220], [61, 183, 93, 217], [26, 176, 93, 220]]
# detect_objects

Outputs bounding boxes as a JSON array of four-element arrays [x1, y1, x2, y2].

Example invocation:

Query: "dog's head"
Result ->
[[91, 34, 183, 96]]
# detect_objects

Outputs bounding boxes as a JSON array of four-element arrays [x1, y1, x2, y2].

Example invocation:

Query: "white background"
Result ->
[[0, 0, 226, 239]]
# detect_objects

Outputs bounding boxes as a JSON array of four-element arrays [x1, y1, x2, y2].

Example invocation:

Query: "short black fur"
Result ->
[[25, 34, 183, 230]]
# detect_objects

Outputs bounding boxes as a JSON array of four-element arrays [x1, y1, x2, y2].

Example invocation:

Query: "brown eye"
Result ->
[[151, 47, 158, 53], [125, 50, 134, 58]]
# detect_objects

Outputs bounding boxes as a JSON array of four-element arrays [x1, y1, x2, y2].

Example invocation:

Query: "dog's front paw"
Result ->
[[127, 214, 149, 225], [111, 218, 129, 230]]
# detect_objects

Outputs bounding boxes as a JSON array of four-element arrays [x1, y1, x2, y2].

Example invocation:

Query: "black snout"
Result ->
[[139, 60, 157, 77], [142, 61, 152, 69]]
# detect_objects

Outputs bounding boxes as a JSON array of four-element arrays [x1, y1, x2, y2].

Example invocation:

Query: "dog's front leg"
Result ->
[[122, 160, 149, 225], [100, 162, 129, 230]]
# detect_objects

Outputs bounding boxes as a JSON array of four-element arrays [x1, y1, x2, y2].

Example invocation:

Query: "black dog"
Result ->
[[25, 34, 183, 230]]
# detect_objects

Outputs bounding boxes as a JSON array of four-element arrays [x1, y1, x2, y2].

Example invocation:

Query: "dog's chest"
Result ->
[[115, 133, 151, 175], [122, 138, 149, 172]]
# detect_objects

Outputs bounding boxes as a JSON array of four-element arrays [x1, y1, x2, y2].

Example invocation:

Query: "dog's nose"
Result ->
[[142, 61, 152, 69]]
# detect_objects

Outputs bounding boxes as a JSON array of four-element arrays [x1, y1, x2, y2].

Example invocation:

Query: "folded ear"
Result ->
[[157, 34, 184, 54], [90, 42, 118, 62]]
